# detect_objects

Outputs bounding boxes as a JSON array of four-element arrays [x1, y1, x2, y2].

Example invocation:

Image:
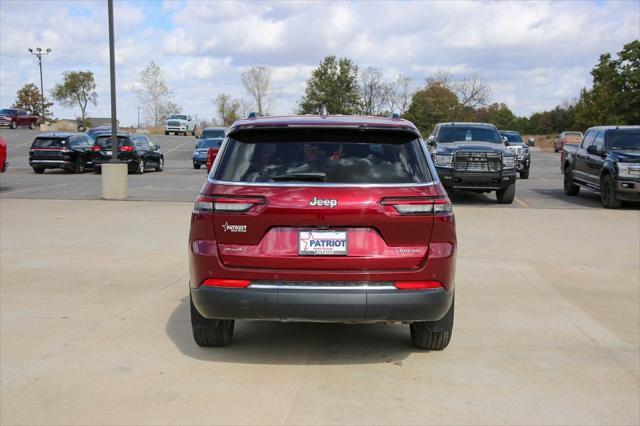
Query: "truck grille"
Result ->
[[167, 120, 181, 126], [508, 146, 524, 159], [454, 152, 501, 172]]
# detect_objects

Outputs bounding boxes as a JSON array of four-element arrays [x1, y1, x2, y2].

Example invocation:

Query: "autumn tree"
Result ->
[[299, 56, 360, 114], [241, 66, 274, 115], [214, 93, 241, 126], [404, 81, 461, 134], [12, 83, 53, 120], [51, 71, 97, 123], [134, 61, 181, 126]]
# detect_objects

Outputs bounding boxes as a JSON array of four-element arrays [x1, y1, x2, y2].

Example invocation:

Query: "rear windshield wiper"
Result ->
[[271, 172, 327, 182]]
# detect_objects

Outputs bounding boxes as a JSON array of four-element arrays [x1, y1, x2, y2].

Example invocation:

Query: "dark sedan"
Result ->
[[29, 132, 94, 174], [91, 133, 164, 174]]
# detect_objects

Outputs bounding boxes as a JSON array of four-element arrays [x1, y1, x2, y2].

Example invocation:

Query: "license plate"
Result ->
[[298, 230, 348, 256], [630, 169, 640, 176], [105, 150, 112, 156]]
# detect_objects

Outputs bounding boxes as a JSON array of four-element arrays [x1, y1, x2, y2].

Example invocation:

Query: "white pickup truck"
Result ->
[[164, 114, 197, 136]]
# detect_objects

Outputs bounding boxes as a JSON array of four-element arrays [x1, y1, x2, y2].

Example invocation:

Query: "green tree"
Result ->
[[12, 83, 53, 120], [51, 71, 97, 123], [474, 103, 517, 130], [299, 56, 360, 114], [214, 93, 241, 126], [574, 40, 640, 128], [404, 81, 461, 134]]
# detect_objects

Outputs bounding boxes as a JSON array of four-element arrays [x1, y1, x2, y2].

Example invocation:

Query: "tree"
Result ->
[[134, 61, 180, 126], [12, 83, 53, 120], [359, 67, 391, 115], [51, 71, 97, 123], [391, 74, 416, 116], [404, 81, 461, 134], [474, 103, 518, 130], [241, 66, 274, 115], [299, 56, 360, 114], [574, 40, 640, 128], [214, 93, 241, 126], [426, 71, 490, 110]]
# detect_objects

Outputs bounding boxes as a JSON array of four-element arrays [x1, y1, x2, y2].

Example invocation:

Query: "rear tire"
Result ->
[[135, 159, 145, 174], [29, 122, 35, 129], [193, 162, 201, 169], [190, 295, 234, 347], [564, 168, 580, 196], [32, 167, 45, 174], [156, 157, 164, 172], [600, 174, 621, 209], [519, 169, 529, 179], [410, 297, 454, 351], [496, 183, 515, 204], [74, 159, 85, 174], [164, 131, 169, 135], [10, 121, 17, 129]]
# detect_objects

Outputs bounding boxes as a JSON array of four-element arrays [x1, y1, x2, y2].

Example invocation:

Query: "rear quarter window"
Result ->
[[213, 128, 432, 184]]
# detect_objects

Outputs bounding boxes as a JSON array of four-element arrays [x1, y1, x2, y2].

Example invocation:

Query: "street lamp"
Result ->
[[28, 47, 52, 123]]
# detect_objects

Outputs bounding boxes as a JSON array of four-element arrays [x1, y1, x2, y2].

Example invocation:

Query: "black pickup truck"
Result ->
[[427, 122, 517, 203], [562, 126, 640, 208]]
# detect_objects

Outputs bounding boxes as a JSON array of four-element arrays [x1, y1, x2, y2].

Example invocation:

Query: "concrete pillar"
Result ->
[[101, 163, 128, 200]]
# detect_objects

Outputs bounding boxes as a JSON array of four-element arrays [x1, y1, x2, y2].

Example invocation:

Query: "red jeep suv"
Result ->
[[188, 115, 457, 350]]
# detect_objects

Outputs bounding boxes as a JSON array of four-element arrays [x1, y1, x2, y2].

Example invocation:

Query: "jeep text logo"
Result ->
[[222, 222, 247, 232], [309, 196, 337, 208]]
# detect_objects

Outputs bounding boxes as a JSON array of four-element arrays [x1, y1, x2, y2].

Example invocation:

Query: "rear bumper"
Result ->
[[191, 284, 454, 322], [437, 168, 516, 190], [29, 159, 74, 169]]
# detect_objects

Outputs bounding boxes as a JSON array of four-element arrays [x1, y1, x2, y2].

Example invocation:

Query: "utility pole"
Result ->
[[28, 47, 51, 123], [137, 105, 141, 129], [108, 0, 118, 163]]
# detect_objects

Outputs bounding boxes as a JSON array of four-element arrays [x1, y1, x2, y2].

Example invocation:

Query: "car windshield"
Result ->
[[214, 128, 432, 184], [201, 129, 225, 139], [564, 132, 583, 137], [0, 109, 15, 115], [607, 129, 640, 150], [169, 115, 187, 120], [438, 126, 501, 143], [95, 135, 133, 149], [198, 139, 222, 149], [501, 133, 523, 143], [32, 138, 66, 148]]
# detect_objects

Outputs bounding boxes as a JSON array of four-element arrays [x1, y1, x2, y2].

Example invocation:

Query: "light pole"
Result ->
[[28, 47, 51, 123]]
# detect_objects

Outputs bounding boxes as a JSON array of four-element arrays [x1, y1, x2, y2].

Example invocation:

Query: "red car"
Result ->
[[0, 108, 38, 129], [0, 137, 7, 172], [189, 115, 457, 350]]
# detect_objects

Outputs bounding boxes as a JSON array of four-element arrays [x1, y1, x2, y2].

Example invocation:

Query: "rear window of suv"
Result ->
[[32, 138, 67, 148], [95, 135, 133, 149], [438, 126, 501, 143], [213, 128, 432, 184]]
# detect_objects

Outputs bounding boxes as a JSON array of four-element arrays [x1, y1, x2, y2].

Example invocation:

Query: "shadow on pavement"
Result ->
[[165, 296, 417, 365], [530, 187, 640, 210], [447, 190, 502, 206]]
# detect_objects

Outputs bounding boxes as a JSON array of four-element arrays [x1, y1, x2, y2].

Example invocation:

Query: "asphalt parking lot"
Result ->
[[1, 128, 639, 425], [0, 128, 629, 209]]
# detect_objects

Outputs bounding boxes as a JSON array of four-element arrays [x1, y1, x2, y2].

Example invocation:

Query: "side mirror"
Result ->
[[427, 135, 436, 146], [502, 136, 509, 144], [586, 145, 602, 156], [154, 144, 160, 150], [207, 147, 219, 172], [527, 138, 535, 147]]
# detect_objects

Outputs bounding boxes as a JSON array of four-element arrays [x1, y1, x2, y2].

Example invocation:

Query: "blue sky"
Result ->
[[1, 0, 638, 126]]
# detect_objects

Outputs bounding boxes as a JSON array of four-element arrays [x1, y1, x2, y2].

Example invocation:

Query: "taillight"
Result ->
[[202, 278, 251, 288], [380, 197, 452, 215], [91, 145, 101, 151], [193, 195, 266, 214], [120, 146, 134, 152], [394, 281, 443, 290]]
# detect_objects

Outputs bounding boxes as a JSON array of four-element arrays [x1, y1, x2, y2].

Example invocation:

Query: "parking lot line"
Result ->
[[1, 183, 70, 194], [163, 140, 195, 156], [515, 197, 529, 208]]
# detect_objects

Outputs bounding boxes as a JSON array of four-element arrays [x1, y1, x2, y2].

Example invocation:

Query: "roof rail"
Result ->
[[247, 112, 262, 119]]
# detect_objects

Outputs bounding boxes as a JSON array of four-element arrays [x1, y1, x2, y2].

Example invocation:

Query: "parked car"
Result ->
[[206, 147, 219, 172], [164, 114, 197, 136], [193, 127, 225, 169], [28, 132, 94, 174], [189, 115, 457, 350], [0, 108, 38, 129], [86, 126, 111, 143], [562, 126, 640, 208], [91, 133, 164, 174], [500, 130, 531, 179], [0, 137, 7, 173], [554, 131, 583, 152], [427, 122, 517, 203]]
